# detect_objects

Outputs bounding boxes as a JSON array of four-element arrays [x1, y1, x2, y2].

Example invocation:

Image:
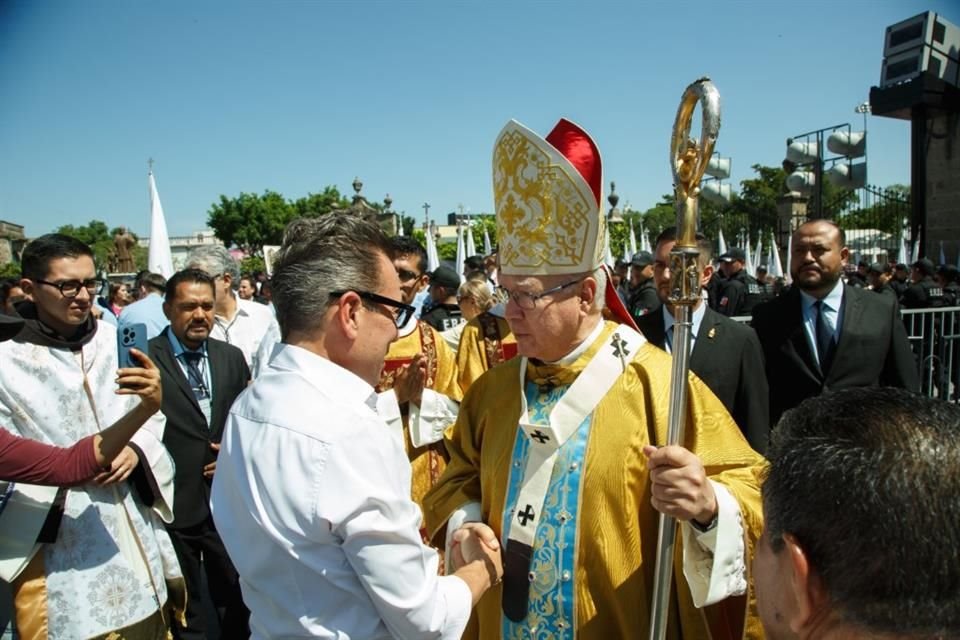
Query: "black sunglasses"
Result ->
[[330, 290, 415, 328]]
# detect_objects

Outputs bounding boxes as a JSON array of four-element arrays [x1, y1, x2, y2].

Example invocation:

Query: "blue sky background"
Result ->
[[1, 0, 956, 239]]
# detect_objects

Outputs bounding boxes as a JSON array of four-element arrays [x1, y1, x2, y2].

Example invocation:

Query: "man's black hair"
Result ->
[[391, 237, 428, 275], [20, 233, 95, 281], [764, 387, 960, 637], [164, 268, 216, 302]]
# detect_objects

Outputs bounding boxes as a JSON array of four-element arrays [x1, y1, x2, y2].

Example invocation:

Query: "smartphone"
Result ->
[[117, 323, 149, 369]]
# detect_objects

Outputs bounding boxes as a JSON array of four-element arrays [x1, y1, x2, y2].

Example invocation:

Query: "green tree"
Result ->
[[55, 220, 147, 273], [292, 187, 350, 218], [207, 190, 294, 256], [0, 263, 20, 279]]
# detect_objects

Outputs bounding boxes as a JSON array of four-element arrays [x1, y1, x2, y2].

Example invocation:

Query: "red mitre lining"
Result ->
[[544, 119, 637, 331], [545, 119, 602, 207]]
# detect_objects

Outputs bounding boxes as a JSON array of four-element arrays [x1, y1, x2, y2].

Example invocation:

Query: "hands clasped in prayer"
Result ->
[[393, 352, 427, 406]]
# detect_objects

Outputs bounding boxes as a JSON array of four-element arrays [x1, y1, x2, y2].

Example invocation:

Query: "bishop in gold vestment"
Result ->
[[423, 117, 765, 639]]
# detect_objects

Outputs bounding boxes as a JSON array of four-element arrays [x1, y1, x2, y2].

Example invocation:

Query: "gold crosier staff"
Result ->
[[648, 77, 721, 640]]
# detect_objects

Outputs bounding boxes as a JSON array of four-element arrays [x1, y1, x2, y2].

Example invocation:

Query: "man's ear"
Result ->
[[784, 533, 829, 634], [579, 276, 598, 308], [162, 301, 172, 322], [19, 278, 34, 297], [335, 292, 362, 339], [840, 246, 850, 266], [700, 263, 714, 288]]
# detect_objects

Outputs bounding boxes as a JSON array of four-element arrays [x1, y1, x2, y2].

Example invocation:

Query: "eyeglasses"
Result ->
[[496, 278, 583, 310], [330, 290, 416, 328], [34, 278, 104, 298], [396, 268, 423, 283]]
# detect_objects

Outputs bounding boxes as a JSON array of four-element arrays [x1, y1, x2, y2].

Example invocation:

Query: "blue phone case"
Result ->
[[117, 323, 149, 369]]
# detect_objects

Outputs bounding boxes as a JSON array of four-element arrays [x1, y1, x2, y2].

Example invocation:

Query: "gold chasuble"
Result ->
[[456, 312, 518, 394], [424, 321, 765, 639], [377, 320, 463, 511]]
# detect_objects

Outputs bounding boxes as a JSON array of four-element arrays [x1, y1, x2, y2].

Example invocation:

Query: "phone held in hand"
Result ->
[[117, 323, 149, 369]]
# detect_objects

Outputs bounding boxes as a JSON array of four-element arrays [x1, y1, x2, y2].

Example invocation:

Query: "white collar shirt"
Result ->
[[800, 278, 845, 363], [210, 296, 278, 372], [210, 344, 471, 639], [661, 302, 708, 355]]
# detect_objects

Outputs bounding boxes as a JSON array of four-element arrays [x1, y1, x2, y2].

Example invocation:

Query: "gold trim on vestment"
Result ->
[[12, 550, 48, 640]]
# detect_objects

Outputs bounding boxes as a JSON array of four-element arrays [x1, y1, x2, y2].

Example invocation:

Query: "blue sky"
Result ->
[[1, 0, 956, 239]]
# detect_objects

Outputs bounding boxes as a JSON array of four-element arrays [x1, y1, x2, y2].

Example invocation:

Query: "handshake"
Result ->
[[449, 523, 504, 599]]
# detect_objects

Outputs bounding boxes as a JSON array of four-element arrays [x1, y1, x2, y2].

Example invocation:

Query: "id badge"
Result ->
[[198, 396, 212, 426]]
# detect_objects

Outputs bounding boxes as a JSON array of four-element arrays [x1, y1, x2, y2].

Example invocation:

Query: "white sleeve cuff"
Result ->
[[437, 574, 474, 639], [408, 389, 459, 448], [444, 501, 482, 574], [681, 480, 747, 607]]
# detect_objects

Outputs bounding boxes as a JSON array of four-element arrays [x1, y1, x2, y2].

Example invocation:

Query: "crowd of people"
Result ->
[[0, 117, 957, 640]]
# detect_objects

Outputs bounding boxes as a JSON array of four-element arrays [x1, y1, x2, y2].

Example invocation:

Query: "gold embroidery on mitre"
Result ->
[[493, 121, 604, 276]]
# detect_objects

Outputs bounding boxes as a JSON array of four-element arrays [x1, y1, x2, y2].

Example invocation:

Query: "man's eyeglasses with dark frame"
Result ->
[[34, 278, 105, 298], [396, 268, 423, 283], [496, 278, 584, 311], [330, 290, 416, 328]]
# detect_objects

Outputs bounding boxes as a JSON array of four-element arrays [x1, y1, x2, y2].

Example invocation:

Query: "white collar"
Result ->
[[545, 317, 606, 366], [800, 277, 845, 311]]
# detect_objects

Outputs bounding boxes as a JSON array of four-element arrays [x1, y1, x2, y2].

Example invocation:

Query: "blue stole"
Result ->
[[502, 380, 591, 640]]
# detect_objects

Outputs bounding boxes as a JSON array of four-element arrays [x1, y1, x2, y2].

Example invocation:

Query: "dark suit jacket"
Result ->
[[751, 284, 920, 426], [637, 306, 770, 453], [150, 329, 250, 528]]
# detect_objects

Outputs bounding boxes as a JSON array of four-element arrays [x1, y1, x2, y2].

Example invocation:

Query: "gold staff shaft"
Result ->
[[648, 77, 721, 640]]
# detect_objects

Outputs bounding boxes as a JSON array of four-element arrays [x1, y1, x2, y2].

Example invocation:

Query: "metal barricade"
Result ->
[[901, 306, 960, 402]]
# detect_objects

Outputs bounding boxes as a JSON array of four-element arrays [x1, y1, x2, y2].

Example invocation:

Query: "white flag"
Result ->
[[939, 241, 946, 266], [483, 227, 492, 255], [717, 228, 727, 257], [754, 236, 763, 270], [455, 223, 465, 277], [425, 227, 439, 272], [604, 228, 614, 267], [465, 223, 477, 258], [148, 170, 174, 278], [785, 233, 793, 284], [744, 240, 756, 276], [629, 221, 637, 256], [769, 233, 784, 279]]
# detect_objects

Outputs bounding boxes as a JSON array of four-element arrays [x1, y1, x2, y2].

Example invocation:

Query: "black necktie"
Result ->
[[182, 351, 209, 401], [814, 300, 833, 369]]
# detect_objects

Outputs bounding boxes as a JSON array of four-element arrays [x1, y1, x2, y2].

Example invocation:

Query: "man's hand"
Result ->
[[203, 442, 220, 479], [451, 522, 503, 587], [643, 445, 717, 526], [393, 354, 426, 406], [94, 445, 140, 485], [116, 348, 162, 414]]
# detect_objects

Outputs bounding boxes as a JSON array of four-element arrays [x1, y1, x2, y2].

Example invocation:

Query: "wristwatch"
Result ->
[[690, 514, 718, 533]]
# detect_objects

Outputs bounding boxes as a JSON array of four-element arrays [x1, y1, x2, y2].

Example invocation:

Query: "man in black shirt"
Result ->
[[622, 250, 660, 320], [420, 265, 465, 332]]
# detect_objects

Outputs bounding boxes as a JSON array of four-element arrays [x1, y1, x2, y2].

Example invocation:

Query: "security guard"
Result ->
[[717, 247, 763, 316], [902, 258, 946, 309], [623, 250, 660, 320]]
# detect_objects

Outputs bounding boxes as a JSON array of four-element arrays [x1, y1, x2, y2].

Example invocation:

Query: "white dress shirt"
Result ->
[[800, 278, 844, 363], [211, 344, 471, 640], [210, 296, 279, 373]]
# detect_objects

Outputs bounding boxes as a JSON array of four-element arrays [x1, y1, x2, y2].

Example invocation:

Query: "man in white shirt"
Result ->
[[185, 245, 279, 373], [210, 214, 502, 639]]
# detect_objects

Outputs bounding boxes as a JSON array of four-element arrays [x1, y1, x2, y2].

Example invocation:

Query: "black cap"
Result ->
[[894, 263, 908, 271], [0, 313, 24, 342], [912, 258, 935, 276], [429, 265, 461, 289], [868, 262, 889, 275], [630, 251, 654, 268], [719, 247, 746, 263]]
